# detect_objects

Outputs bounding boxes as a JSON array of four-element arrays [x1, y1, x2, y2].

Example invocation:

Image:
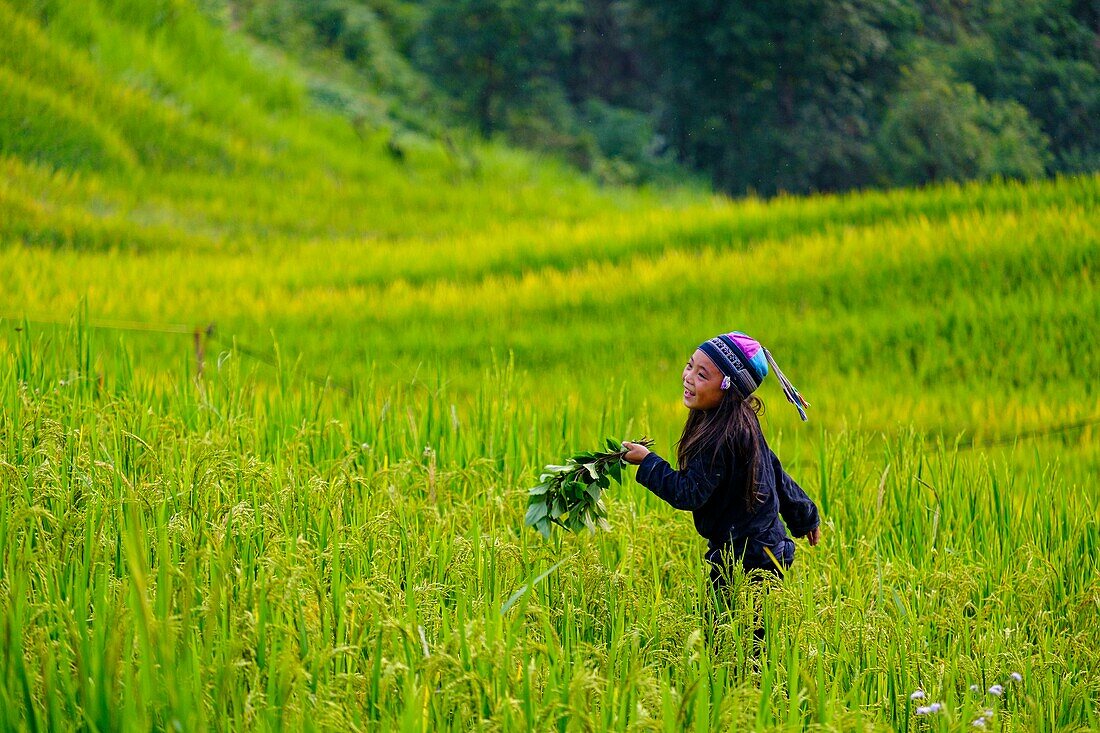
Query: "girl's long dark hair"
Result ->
[[677, 388, 765, 512]]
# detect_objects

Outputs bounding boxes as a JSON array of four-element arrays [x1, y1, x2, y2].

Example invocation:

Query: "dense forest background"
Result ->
[[211, 0, 1099, 196]]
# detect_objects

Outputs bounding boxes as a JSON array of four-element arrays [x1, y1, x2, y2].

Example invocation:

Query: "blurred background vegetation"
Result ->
[[197, 0, 1098, 194]]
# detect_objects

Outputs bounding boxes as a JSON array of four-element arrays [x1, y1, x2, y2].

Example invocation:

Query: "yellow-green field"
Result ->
[[1, 1, 1098, 730]]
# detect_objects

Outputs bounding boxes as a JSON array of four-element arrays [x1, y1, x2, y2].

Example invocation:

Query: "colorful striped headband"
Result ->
[[697, 331, 810, 421]]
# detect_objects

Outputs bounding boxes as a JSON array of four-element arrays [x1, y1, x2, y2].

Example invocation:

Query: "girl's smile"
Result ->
[[682, 349, 724, 411]]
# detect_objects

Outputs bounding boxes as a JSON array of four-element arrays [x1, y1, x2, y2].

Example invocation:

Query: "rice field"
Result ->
[[1, 1, 1099, 730]]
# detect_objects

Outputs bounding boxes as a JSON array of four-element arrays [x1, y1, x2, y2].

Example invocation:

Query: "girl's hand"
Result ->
[[621, 441, 651, 465], [804, 527, 822, 546]]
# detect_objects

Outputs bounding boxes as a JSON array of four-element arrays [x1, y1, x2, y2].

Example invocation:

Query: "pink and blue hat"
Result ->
[[698, 331, 810, 420]]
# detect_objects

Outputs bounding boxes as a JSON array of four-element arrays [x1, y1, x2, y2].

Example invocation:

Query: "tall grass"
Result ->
[[0, 321, 1096, 731]]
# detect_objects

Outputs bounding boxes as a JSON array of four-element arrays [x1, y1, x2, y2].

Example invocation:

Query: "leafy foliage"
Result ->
[[524, 437, 653, 537], [877, 59, 1050, 185], [201, 0, 1098, 194]]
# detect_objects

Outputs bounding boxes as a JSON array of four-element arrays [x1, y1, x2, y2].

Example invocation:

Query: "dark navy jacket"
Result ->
[[635, 435, 819, 574]]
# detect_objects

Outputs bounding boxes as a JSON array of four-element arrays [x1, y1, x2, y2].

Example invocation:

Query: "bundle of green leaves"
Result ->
[[524, 437, 654, 538]]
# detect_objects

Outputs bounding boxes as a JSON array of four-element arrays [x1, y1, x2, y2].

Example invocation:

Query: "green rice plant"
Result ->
[[0, 321, 1096, 730]]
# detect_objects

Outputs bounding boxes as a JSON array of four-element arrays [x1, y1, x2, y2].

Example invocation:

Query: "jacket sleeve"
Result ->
[[770, 448, 819, 537], [634, 451, 721, 511]]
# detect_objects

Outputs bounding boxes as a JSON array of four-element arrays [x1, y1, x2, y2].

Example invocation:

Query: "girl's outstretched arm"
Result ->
[[630, 451, 722, 511], [770, 447, 820, 539]]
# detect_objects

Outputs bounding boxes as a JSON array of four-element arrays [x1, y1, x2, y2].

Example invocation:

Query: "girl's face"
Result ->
[[682, 349, 724, 411]]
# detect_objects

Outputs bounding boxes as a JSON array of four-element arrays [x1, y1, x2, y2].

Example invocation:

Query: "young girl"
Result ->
[[622, 331, 821, 597]]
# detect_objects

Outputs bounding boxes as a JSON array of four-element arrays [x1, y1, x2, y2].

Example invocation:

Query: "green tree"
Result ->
[[412, 0, 580, 136], [645, 0, 914, 196], [949, 0, 1100, 173], [564, 0, 655, 108], [877, 59, 1050, 185]]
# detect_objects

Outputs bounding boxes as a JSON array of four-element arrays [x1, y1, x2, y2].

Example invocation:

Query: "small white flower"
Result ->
[[915, 706, 932, 715], [929, 703, 942, 713], [970, 684, 980, 692], [983, 709, 994, 719], [1010, 672, 1023, 682], [972, 719, 986, 728], [989, 684, 1004, 696], [910, 690, 926, 700]]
